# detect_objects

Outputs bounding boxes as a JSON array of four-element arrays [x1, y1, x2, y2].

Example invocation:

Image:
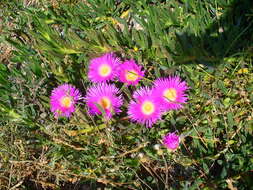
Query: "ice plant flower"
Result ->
[[153, 76, 188, 111], [128, 87, 162, 127], [163, 132, 180, 150], [88, 53, 121, 83], [118, 59, 144, 85], [85, 83, 123, 119], [50, 84, 81, 118]]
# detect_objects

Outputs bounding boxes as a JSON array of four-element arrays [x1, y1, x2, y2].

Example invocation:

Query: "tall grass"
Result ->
[[0, 0, 252, 189]]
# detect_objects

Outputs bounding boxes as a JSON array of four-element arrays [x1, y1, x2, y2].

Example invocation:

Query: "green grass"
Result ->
[[0, 0, 253, 189]]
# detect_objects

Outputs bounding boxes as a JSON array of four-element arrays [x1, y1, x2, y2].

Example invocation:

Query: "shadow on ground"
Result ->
[[175, 0, 253, 67]]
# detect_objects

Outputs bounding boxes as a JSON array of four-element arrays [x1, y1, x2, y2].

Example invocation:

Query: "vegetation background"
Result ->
[[0, 0, 252, 189]]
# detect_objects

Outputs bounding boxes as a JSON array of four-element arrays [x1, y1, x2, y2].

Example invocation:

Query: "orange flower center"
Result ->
[[98, 97, 111, 110], [163, 88, 177, 102]]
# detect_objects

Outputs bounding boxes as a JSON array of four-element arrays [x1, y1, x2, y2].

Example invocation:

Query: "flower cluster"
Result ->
[[49, 52, 189, 150], [128, 76, 189, 128], [86, 53, 144, 119]]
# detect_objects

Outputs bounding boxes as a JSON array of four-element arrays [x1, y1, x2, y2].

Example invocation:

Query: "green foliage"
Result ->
[[0, 0, 252, 189]]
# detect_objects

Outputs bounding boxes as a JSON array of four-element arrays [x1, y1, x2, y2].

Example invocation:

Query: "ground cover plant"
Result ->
[[0, 0, 253, 189]]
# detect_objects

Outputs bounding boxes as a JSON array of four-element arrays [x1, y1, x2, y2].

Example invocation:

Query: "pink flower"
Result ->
[[118, 59, 144, 85], [85, 83, 123, 119], [163, 132, 180, 150], [153, 76, 188, 111], [88, 53, 121, 83], [50, 84, 81, 118], [127, 87, 162, 127]]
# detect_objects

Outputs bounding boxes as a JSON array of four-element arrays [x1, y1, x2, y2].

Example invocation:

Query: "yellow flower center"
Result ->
[[98, 97, 111, 110], [125, 70, 138, 81], [141, 101, 155, 115], [60, 96, 72, 108], [99, 64, 111, 77], [163, 88, 177, 102]]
